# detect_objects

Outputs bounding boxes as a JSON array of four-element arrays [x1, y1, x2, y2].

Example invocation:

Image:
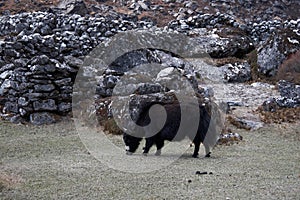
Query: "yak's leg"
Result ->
[[192, 140, 201, 158], [143, 137, 155, 156], [204, 144, 211, 157], [155, 139, 164, 156]]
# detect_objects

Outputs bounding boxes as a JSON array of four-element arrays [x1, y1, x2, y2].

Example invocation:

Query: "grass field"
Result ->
[[0, 119, 299, 199]]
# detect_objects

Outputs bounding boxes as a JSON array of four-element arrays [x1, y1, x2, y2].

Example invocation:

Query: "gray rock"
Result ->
[[257, 36, 285, 77], [261, 80, 299, 110], [54, 78, 72, 87], [0, 79, 17, 90], [0, 70, 12, 79], [40, 25, 53, 36], [261, 98, 279, 112], [275, 97, 299, 108], [265, 80, 300, 108], [30, 112, 56, 125], [59, 0, 89, 16], [30, 64, 56, 73], [222, 62, 251, 83], [278, 80, 300, 99], [3, 102, 19, 113], [9, 114, 25, 124], [19, 108, 27, 116], [13, 58, 28, 68], [34, 84, 56, 92], [18, 97, 29, 107], [103, 75, 118, 89], [24, 93, 47, 101], [231, 116, 264, 130], [135, 83, 164, 95], [3, 49, 20, 58], [0, 64, 15, 73], [33, 99, 57, 111], [195, 31, 254, 58], [30, 55, 50, 65], [63, 56, 83, 69], [58, 102, 72, 113]]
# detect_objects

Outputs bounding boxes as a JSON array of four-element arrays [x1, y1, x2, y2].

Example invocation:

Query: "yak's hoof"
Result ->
[[155, 150, 161, 156], [126, 151, 133, 155], [192, 154, 199, 158], [205, 152, 211, 158], [142, 153, 148, 156]]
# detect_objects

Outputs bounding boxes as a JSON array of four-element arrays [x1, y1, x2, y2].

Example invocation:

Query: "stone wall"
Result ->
[[0, 10, 299, 124]]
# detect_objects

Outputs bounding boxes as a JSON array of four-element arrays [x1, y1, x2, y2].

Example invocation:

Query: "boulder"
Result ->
[[257, 36, 285, 77], [261, 80, 299, 110], [221, 62, 251, 83], [58, 0, 89, 16], [275, 80, 299, 108]]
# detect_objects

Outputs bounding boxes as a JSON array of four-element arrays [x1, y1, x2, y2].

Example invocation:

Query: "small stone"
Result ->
[[10, 115, 24, 124], [58, 102, 72, 113], [18, 97, 29, 107], [0, 71, 12, 79], [196, 171, 208, 175], [19, 108, 27, 116]]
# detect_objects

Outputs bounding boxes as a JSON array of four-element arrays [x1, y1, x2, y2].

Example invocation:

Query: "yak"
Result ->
[[123, 101, 216, 158]]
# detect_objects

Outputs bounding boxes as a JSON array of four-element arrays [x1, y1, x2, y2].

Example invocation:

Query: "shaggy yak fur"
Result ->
[[123, 102, 215, 158]]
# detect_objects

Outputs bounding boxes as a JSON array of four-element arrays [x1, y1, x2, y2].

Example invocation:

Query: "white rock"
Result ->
[[287, 37, 299, 44]]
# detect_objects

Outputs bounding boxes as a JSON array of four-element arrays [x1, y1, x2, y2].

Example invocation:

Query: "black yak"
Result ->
[[123, 102, 216, 158]]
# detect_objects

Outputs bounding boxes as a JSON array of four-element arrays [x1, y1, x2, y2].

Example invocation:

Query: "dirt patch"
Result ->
[[0, 173, 23, 191]]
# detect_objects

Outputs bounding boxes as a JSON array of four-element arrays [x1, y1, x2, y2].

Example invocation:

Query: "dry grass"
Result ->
[[213, 57, 246, 67], [226, 115, 251, 130], [257, 106, 300, 124]]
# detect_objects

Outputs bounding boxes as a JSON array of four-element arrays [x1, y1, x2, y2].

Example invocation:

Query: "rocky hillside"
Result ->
[[0, 0, 299, 127]]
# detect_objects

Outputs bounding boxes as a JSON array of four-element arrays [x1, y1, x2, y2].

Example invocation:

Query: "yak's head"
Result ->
[[123, 133, 142, 154]]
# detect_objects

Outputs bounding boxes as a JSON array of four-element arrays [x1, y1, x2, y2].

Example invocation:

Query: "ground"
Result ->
[[0, 119, 299, 199]]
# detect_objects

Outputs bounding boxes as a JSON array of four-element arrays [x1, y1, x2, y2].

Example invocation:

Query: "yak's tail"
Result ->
[[203, 101, 224, 150]]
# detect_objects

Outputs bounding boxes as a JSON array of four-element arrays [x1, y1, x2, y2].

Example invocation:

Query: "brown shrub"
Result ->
[[276, 50, 300, 84], [101, 118, 123, 135], [257, 106, 300, 124]]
